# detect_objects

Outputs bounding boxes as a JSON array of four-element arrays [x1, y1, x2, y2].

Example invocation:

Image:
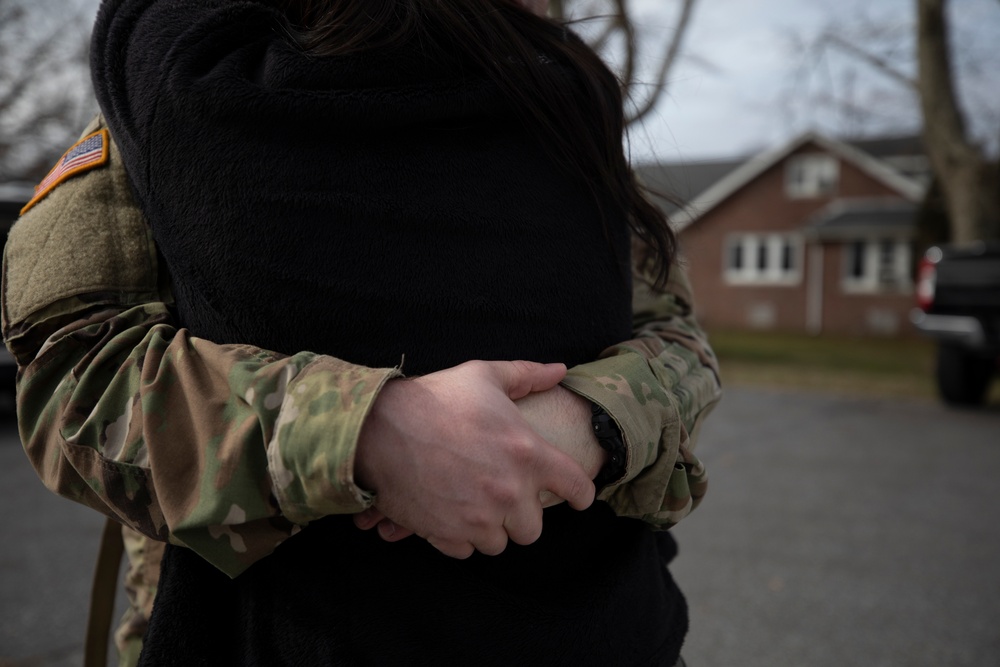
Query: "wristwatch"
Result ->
[[591, 402, 626, 489]]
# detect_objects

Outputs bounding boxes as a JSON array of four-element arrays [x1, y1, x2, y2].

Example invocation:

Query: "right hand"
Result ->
[[352, 360, 595, 559]]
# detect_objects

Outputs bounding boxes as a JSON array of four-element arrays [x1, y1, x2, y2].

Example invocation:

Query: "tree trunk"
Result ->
[[916, 0, 1000, 242]]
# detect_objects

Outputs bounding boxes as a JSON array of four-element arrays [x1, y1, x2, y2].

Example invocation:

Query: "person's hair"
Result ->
[[274, 0, 676, 286]]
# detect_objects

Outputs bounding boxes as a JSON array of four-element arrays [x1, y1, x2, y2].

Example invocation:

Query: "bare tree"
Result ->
[[916, 0, 999, 243], [0, 0, 97, 184], [550, 0, 698, 126], [789, 0, 1000, 242]]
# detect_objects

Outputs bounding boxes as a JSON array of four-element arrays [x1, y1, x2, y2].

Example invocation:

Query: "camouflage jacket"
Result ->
[[3, 116, 721, 578]]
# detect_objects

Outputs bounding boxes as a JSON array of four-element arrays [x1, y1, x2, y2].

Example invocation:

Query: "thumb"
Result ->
[[491, 361, 567, 400]]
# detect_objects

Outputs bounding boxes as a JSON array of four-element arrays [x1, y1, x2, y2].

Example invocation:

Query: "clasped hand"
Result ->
[[352, 360, 604, 558]]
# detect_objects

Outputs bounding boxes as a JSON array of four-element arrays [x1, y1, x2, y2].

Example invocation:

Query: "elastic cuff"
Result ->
[[267, 356, 401, 524]]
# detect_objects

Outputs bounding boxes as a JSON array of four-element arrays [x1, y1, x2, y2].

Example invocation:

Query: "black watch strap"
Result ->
[[591, 402, 626, 489]]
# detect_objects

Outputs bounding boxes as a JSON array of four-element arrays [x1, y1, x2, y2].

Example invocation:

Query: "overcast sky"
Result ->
[[55, 0, 1000, 167], [624, 0, 1000, 164]]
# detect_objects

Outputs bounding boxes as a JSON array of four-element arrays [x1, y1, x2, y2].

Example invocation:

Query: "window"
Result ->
[[877, 239, 898, 285], [725, 234, 802, 285], [785, 154, 839, 199], [847, 240, 866, 279], [841, 238, 911, 293], [781, 241, 794, 271], [729, 242, 744, 271]]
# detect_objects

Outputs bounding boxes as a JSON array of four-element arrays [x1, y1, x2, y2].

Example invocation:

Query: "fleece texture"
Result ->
[[91, 0, 687, 664]]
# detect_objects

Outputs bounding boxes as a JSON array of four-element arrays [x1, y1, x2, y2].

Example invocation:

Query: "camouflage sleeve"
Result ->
[[561, 253, 722, 528], [2, 117, 399, 578]]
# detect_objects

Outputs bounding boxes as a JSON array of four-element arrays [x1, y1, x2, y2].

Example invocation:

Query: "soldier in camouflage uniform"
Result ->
[[4, 109, 719, 665]]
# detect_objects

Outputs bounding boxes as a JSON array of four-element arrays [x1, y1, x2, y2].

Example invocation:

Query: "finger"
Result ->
[[471, 530, 510, 556], [353, 508, 385, 530], [427, 537, 476, 560], [503, 503, 544, 546], [376, 519, 415, 542], [491, 360, 567, 401], [535, 446, 596, 511]]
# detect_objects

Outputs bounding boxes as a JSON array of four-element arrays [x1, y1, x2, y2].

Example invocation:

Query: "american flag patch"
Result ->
[[21, 129, 110, 215]]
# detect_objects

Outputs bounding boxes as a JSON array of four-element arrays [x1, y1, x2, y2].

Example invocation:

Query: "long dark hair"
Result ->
[[275, 0, 675, 286]]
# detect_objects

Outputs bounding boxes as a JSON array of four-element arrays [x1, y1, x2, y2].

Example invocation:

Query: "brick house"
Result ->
[[638, 133, 931, 336]]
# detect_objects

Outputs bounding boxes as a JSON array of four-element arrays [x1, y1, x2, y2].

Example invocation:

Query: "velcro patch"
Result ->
[[21, 129, 110, 215]]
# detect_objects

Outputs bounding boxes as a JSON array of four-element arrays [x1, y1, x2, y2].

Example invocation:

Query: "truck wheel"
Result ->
[[936, 343, 993, 406]]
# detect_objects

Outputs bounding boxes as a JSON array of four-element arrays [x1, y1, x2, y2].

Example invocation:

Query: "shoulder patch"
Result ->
[[21, 129, 110, 215]]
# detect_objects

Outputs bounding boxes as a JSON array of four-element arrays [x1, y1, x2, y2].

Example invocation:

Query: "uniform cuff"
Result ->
[[561, 353, 673, 487], [266, 356, 402, 524]]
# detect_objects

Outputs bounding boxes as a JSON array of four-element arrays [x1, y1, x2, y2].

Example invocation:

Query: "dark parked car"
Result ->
[[911, 241, 1000, 406]]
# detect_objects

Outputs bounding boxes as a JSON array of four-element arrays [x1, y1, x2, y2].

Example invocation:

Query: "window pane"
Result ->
[[730, 242, 743, 270], [849, 241, 866, 278], [879, 239, 895, 266], [757, 243, 768, 271], [817, 159, 837, 194], [781, 241, 794, 272]]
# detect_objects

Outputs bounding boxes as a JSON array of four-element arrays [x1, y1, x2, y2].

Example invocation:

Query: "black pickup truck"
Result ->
[[911, 242, 1000, 406]]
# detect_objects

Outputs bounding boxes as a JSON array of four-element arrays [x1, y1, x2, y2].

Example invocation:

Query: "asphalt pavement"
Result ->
[[1, 387, 999, 666], [671, 387, 1000, 666]]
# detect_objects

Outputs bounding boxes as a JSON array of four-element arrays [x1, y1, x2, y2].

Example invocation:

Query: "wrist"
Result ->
[[354, 377, 409, 493]]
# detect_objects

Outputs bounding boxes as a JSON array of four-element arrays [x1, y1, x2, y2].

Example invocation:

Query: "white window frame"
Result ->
[[840, 237, 912, 294], [785, 154, 839, 199], [724, 233, 803, 286]]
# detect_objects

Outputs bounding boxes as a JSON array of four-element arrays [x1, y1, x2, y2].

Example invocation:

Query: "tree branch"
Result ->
[[612, 0, 637, 88], [626, 0, 697, 124], [819, 32, 919, 91]]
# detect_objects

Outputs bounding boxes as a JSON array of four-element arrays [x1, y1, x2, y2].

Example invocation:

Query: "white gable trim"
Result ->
[[670, 132, 926, 232]]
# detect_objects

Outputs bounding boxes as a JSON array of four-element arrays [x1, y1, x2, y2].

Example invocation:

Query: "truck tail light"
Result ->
[[916, 247, 941, 312]]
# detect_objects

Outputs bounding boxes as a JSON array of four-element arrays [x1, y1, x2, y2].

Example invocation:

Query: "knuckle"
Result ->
[[469, 509, 496, 529], [507, 434, 537, 466], [484, 479, 520, 509], [462, 359, 486, 374]]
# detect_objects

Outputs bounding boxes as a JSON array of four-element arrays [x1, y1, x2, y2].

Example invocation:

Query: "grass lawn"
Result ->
[[707, 329, 1000, 405]]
